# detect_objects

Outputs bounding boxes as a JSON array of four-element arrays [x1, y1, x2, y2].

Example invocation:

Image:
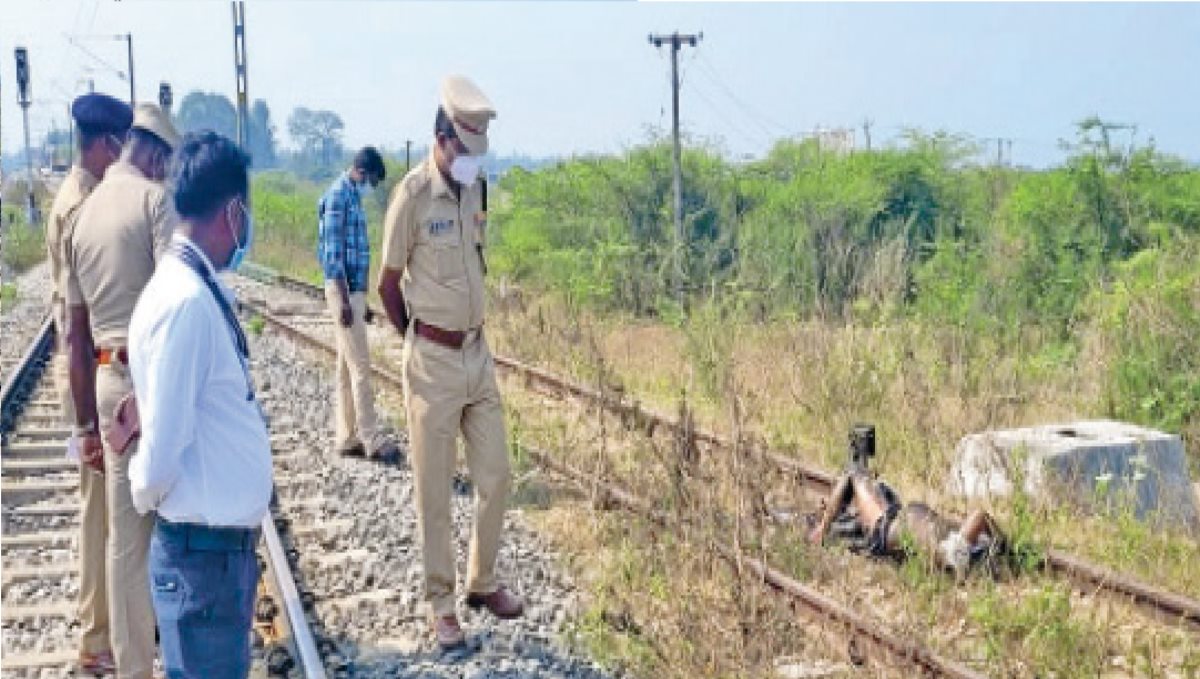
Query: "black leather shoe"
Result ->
[[337, 442, 366, 458], [370, 440, 404, 466]]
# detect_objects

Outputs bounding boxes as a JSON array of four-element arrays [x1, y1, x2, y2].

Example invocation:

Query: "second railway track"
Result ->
[[231, 263, 1200, 677], [240, 264, 1200, 634]]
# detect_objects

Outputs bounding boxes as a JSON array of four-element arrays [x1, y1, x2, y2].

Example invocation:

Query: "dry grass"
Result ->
[[501, 372, 1199, 678], [241, 275, 1200, 677], [479, 284, 1200, 678]]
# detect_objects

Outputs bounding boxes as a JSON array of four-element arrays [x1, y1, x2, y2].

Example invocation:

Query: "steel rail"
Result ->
[[1, 311, 325, 676], [1, 315, 54, 435], [239, 266, 1200, 631], [260, 511, 328, 679]]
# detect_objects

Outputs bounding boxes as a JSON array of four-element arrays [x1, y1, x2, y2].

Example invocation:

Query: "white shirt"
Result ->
[[128, 235, 273, 527]]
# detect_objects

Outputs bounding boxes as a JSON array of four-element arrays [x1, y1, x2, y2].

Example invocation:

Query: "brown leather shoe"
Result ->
[[432, 613, 466, 649], [77, 649, 116, 675], [466, 585, 524, 619]]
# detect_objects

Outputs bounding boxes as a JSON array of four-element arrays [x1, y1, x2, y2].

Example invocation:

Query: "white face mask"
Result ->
[[224, 198, 253, 271], [449, 154, 482, 185], [358, 181, 374, 199]]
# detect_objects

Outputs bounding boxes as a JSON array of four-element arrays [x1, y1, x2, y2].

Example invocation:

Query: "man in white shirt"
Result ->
[[127, 131, 271, 678]]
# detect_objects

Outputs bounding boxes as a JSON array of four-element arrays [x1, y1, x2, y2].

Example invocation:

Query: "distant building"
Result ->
[[810, 127, 856, 156]]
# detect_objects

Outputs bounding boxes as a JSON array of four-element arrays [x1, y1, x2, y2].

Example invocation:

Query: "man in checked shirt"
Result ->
[[317, 146, 401, 463]]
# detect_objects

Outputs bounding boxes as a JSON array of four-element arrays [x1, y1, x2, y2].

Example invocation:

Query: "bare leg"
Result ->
[[959, 509, 1002, 544], [809, 472, 888, 544], [848, 474, 887, 530]]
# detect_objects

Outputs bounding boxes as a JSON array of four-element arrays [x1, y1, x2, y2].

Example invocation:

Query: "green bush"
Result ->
[[1093, 233, 1200, 459], [1, 208, 47, 274]]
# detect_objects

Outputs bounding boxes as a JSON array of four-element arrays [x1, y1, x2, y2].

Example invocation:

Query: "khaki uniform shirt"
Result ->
[[46, 165, 98, 339], [65, 160, 178, 347], [380, 158, 487, 332]]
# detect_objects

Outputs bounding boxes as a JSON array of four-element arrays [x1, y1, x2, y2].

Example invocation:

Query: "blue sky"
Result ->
[[2, 1, 1198, 167]]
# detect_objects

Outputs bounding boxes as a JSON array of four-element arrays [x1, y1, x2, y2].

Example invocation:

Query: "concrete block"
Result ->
[[948, 420, 1199, 533]]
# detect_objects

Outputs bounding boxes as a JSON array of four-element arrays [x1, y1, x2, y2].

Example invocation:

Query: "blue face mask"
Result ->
[[225, 198, 253, 271]]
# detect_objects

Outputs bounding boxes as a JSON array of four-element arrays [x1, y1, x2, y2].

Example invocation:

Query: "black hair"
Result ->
[[352, 146, 385, 181], [170, 130, 250, 222], [434, 106, 457, 140]]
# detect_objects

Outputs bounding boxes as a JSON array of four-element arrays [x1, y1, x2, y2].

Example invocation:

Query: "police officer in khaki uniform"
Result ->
[[47, 92, 131, 677], [65, 103, 179, 679], [378, 75, 523, 648]]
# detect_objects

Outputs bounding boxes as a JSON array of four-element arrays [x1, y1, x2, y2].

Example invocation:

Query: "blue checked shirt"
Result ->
[[317, 172, 370, 292]]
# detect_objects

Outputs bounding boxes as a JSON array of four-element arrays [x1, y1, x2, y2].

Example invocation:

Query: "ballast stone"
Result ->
[[948, 420, 1199, 532]]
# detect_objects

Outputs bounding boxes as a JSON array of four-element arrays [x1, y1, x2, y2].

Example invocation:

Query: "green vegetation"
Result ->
[[250, 120, 1200, 677], [489, 120, 1200, 470], [1, 202, 46, 274], [0, 282, 17, 312], [249, 162, 405, 294], [249, 171, 325, 284], [246, 314, 265, 336], [969, 584, 1107, 677]]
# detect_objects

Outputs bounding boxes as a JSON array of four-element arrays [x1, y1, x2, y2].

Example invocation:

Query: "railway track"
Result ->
[[2, 268, 615, 679], [248, 332, 613, 678], [234, 276, 990, 678], [240, 264, 1200, 635], [0, 320, 324, 678], [1, 263, 55, 390]]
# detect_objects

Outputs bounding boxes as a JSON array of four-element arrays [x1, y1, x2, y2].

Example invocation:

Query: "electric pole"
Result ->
[[125, 33, 135, 105], [648, 30, 702, 306], [158, 82, 173, 115], [68, 102, 75, 166], [862, 118, 873, 152], [15, 47, 39, 226], [231, 1, 251, 153], [405, 139, 412, 174]]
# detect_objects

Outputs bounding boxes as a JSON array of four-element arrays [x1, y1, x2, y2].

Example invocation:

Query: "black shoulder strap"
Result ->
[[172, 242, 249, 361]]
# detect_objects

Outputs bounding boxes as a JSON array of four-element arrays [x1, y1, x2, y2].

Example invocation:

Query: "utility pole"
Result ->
[[125, 33, 135, 105], [648, 30, 702, 306], [862, 118, 873, 152], [158, 82, 173, 115], [68, 102, 75, 166], [231, 1, 251, 153], [405, 139, 412, 174], [15, 47, 39, 226]]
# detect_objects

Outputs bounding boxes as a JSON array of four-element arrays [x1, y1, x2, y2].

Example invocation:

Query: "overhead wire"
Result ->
[[686, 75, 776, 151], [693, 51, 792, 138]]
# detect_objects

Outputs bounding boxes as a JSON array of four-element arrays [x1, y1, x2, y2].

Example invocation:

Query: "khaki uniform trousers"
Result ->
[[96, 361, 156, 679], [402, 330, 511, 617], [324, 283, 381, 450], [55, 350, 110, 654]]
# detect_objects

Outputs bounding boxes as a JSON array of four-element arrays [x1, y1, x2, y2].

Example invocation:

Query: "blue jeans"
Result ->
[[149, 517, 260, 679]]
